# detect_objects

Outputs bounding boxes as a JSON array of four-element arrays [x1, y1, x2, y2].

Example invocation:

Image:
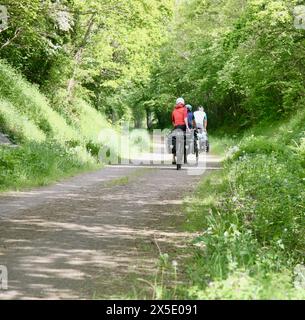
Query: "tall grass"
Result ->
[[208, 135, 236, 156], [73, 98, 111, 141], [0, 99, 46, 143], [0, 60, 115, 191], [0, 142, 98, 191], [0, 60, 81, 144]]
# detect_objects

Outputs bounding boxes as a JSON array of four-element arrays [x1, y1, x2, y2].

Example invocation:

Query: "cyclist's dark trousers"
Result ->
[[172, 125, 187, 164]]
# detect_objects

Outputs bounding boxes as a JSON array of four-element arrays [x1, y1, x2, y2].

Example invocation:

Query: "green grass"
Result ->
[[0, 142, 99, 192], [147, 111, 305, 300], [104, 176, 129, 187], [0, 60, 117, 192], [73, 98, 111, 142], [209, 134, 237, 156], [0, 99, 46, 143], [0, 60, 81, 144], [189, 270, 305, 300], [103, 169, 153, 188]]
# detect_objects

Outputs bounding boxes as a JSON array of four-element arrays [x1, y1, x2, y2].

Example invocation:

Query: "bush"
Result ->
[[227, 154, 305, 252], [231, 136, 287, 160], [86, 140, 102, 159]]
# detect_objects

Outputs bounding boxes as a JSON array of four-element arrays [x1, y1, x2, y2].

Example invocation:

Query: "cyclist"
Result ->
[[171, 98, 190, 169], [193, 106, 209, 152], [186, 104, 195, 129], [193, 106, 208, 131]]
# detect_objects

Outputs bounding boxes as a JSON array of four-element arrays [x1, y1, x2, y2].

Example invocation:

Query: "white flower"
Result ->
[[56, 10, 73, 32]]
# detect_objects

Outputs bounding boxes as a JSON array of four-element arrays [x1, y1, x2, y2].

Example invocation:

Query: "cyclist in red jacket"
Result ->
[[171, 98, 190, 169], [172, 98, 188, 128]]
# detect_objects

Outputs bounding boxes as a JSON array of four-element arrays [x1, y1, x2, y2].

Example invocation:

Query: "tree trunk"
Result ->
[[146, 109, 153, 130]]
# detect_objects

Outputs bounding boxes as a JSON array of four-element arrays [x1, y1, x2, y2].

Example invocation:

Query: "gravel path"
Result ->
[[0, 154, 221, 299]]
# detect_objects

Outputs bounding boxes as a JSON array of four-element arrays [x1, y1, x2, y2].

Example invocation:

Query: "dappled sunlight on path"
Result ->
[[0, 153, 221, 299]]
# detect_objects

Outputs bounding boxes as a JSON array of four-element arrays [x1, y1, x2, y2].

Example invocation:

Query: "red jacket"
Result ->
[[172, 103, 187, 126]]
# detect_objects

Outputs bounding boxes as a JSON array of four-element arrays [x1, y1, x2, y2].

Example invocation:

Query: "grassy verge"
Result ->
[[145, 113, 305, 300], [0, 142, 100, 192], [179, 165, 304, 299], [0, 60, 116, 192], [184, 114, 304, 299], [208, 135, 237, 157]]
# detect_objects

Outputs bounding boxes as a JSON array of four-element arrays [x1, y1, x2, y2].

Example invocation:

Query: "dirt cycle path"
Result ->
[[0, 153, 221, 299]]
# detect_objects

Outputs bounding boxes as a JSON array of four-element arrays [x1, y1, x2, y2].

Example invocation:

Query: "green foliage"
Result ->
[[36, 0, 174, 124], [0, 99, 46, 143], [0, 60, 112, 191], [190, 270, 305, 300], [0, 0, 174, 127], [0, 142, 97, 191], [133, 0, 305, 129], [0, 60, 81, 143], [176, 111, 305, 299], [1, 0, 302, 130], [208, 135, 237, 156], [72, 98, 111, 142], [0, 0, 73, 84], [227, 153, 305, 253], [231, 136, 287, 159]]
